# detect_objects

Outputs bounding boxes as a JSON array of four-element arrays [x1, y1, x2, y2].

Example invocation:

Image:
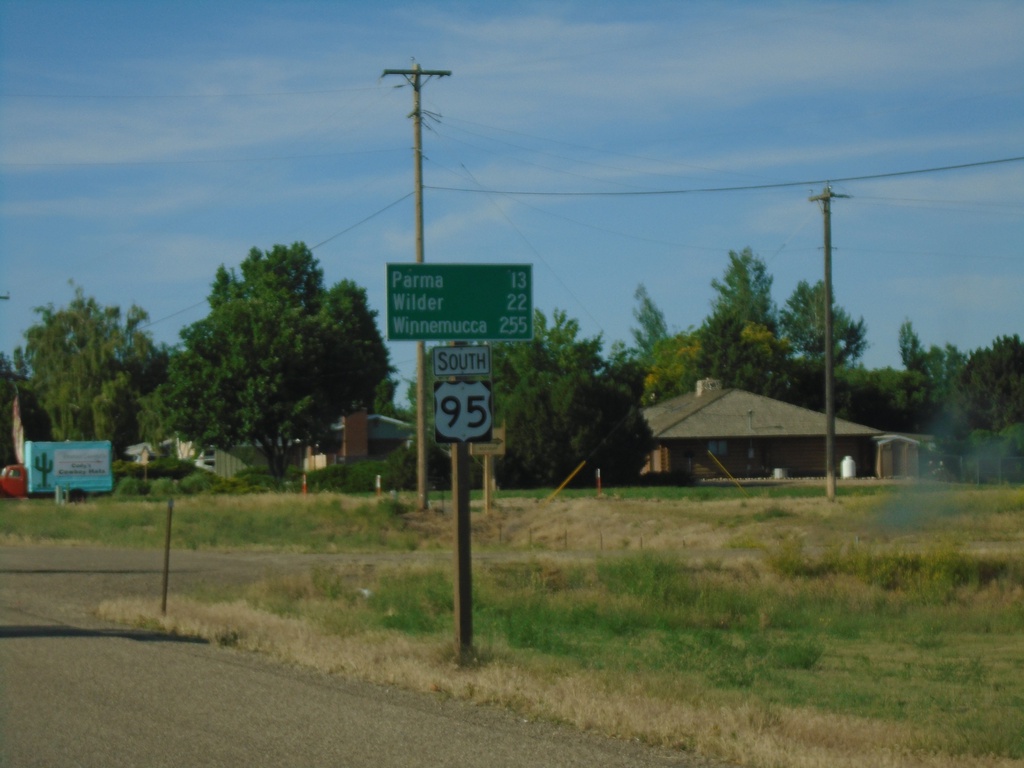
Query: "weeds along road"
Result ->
[[0, 546, 726, 768]]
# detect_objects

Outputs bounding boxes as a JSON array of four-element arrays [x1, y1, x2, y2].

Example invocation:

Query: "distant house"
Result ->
[[180, 412, 414, 477], [332, 410, 413, 462], [642, 379, 913, 480]]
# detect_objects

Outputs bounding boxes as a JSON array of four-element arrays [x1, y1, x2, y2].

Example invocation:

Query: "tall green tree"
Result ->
[[641, 328, 702, 404], [491, 309, 651, 488], [833, 366, 933, 433], [697, 248, 789, 396], [164, 243, 391, 479], [708, 247, 777, 330], [629, 283, 669, 365], [0, 353, 44, 467], [954, 334, 1024, 435], [18, 285, 167, 450], [892, 320, 966, 437], [779, 279, 867, 366], [697, 313, 791, 398], [899, 320, 966, 405]]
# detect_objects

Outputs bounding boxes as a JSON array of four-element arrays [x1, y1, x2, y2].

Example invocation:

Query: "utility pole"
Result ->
[[809, 185, 849, 502], [382, 63, 451, 512]]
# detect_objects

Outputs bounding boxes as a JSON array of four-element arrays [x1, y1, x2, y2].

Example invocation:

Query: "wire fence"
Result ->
[[925, 454, 1024, 485]]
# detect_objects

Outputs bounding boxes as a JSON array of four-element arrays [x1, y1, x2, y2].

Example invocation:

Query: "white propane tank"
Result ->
[[841, 456, 857, 479]]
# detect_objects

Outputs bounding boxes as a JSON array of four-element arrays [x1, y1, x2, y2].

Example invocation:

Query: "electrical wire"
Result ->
[[308, 193, 413, 251], [138, 192, 415, 334], [0, 149, 401, 169], [425, 155, 1024, 197]]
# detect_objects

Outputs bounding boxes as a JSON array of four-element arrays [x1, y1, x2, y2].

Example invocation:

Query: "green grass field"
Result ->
[[7, 483, 1024, 766]]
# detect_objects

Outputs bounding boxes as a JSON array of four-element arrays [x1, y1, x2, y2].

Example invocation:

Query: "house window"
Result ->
[[708, 439, 728, 456]]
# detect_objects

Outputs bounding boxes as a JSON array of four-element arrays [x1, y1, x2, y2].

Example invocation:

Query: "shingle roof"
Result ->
[[643, 388, 882, 440]]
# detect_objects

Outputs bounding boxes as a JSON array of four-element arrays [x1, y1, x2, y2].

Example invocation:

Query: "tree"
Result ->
[[697, 249, 789, 397], [890, 320, 966, 437], [708, 247, 777, 330], [834, 366, 933, 434], [18, 285, 167, 450], [629, 283, 668, 365], [641, 329, 701, 404], [697, 313, 791, 398], [628, 284, 701, 405], [954, 334, 1024, 434], [491, 309, 651, 488], [898, 320, 927, 371], [899, 320, 966, 404], [779, 279, 867, 367], [164, 243, 391, 479], [0, 353, 45, 467]]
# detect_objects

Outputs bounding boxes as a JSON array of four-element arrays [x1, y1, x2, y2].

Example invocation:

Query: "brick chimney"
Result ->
[[696, 378, 722, 397], [341, 410, 369, 459]]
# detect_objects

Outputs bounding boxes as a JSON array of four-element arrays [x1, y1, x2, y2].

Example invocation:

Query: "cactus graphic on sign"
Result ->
[[34, 452, 54, 487]]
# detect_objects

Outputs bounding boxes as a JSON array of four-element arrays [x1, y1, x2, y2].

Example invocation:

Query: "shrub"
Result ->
[[346, 461, 388, 493], [305, 464, 349, 493], [147, 458, 197, 480], [380, 443, 454, 492], [210, 474, 269, 495], [113, 458, 197, 481], [179, 471, 215, 495], [383, 445, 417, 490], [113, 460, 143, 480], [149, 478, 177, 498], [114, 477, 148, 497], [305, 462, 391, 494], [233, 467, 279, 491]]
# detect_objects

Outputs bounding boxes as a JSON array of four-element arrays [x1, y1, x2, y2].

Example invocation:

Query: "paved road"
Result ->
[[0, 547, 725, 768]]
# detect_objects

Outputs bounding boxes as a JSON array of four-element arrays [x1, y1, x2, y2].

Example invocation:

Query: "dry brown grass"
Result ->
[[99, 588, 1019, 768], [96, 486, 1024, 768]]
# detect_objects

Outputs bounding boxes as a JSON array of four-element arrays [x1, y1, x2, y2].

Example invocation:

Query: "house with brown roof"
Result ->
[[642, 379, 908, 480]]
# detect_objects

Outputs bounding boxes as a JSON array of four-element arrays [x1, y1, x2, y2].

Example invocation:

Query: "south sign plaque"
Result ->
[[432, 345, 491, 378], [386, 263, 532, 342]]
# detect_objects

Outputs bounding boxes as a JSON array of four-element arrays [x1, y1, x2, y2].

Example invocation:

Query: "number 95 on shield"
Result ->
[[433, 380, 493, 443]]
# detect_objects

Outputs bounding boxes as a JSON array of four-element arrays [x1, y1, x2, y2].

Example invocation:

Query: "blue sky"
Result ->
[[2, 1, 1022, 402]]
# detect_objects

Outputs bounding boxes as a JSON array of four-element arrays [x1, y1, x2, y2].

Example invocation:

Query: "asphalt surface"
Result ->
[[0, 546, 728, 768]]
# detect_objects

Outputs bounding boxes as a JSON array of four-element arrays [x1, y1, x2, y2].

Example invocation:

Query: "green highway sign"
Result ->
[[386, 263, 533, 342]]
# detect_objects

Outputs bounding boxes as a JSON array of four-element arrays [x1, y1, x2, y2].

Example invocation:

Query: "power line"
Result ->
[[308, 193, 413, 250], [137, 193, 415, 334], [137, 300, 208, 334], [849, 195, 1024, 216], [425, 155, 1024, 197], [1, 86, 381, 100], [0, 149, 399, 169], [435, 117, 776, 186]]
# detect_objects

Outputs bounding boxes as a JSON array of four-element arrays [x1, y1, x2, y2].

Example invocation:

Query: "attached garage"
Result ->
[[874, 435, 920, 479]]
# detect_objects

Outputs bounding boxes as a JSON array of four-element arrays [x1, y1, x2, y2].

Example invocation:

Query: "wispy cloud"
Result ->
[[1, 1, 1021, 370]]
